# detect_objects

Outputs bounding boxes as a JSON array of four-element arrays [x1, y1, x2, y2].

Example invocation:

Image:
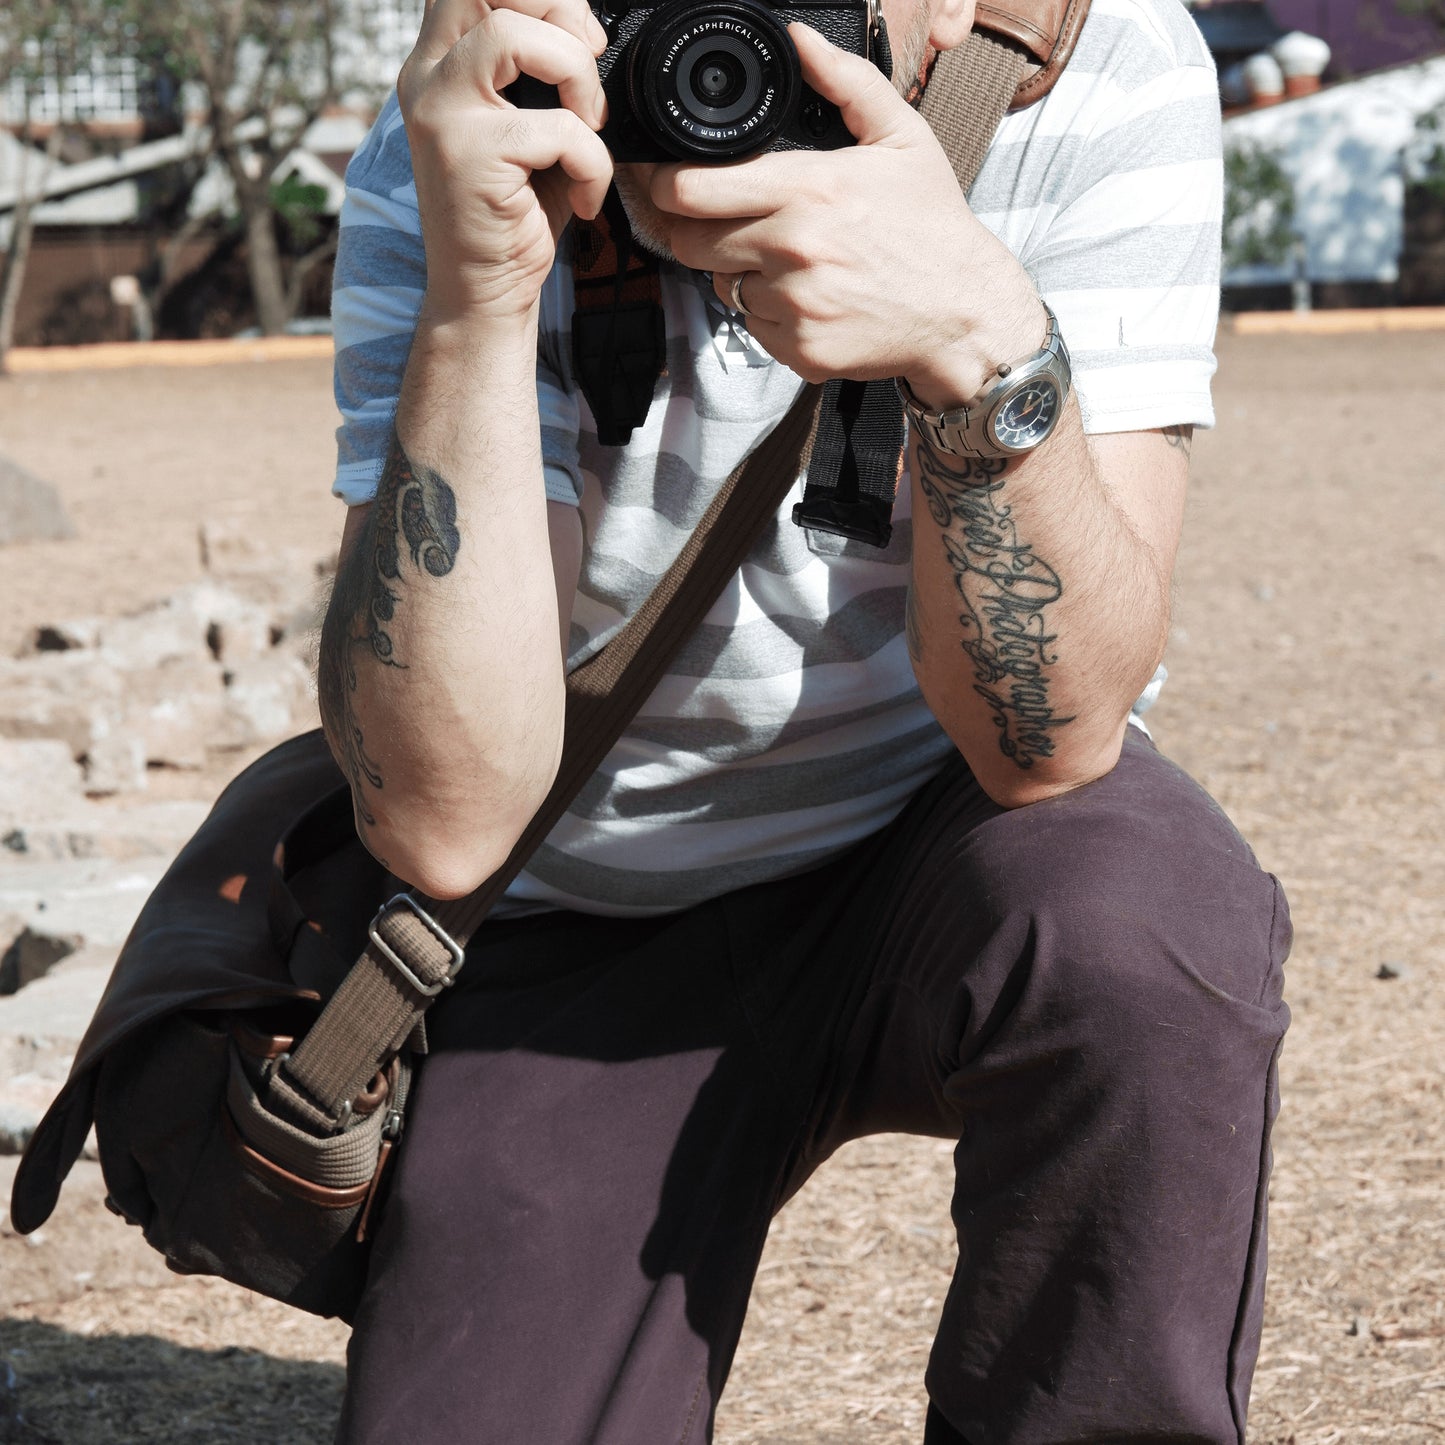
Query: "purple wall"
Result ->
[[1265, 0, 1442, 76]]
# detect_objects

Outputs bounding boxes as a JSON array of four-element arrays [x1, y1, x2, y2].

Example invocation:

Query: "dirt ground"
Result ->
[[1, 330, 1442, 1443]]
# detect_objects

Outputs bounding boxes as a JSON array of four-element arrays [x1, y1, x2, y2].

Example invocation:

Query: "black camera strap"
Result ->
[[571, 184, 666, 446], [571, 25, 1031, 540], [793, 33, 1030, 546]]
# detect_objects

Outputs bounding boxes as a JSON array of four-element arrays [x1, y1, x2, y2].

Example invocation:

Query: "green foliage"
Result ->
[[270, 174, 330, 248], [1407, 104, 1445, 202], [1223, 140, 1298, 270]]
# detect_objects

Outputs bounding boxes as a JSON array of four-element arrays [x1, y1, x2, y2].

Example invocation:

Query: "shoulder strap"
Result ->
[[269, 385, 822, 1131], [976, 0, 1092, 109]]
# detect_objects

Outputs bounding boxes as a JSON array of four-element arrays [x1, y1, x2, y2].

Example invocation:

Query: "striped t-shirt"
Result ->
[[331, 0, 1223, 917]]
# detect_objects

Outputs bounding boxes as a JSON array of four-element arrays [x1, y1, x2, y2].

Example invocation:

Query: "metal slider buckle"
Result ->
[[367, 893, 465, 997]]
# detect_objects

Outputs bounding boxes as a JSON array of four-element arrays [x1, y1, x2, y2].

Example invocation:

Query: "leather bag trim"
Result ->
[[221, 1107, 372, 1209]]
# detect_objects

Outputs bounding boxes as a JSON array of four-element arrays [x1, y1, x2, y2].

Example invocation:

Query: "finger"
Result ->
[[438, 10, 608, 127], [504, 109, 616, 217], [713, 269, 777, 325], [649, 154, 796, 221], [419, 0, 607, 60], [666, 215, 774, 275], [788, 22, 921, 148]]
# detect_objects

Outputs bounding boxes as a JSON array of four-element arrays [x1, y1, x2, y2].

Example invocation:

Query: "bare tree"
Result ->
[[0, 3, 78, 369], [125, 0, 386, 335]]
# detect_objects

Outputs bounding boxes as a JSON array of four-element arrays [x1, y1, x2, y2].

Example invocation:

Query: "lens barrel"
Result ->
[[627, 0, 800, 160]]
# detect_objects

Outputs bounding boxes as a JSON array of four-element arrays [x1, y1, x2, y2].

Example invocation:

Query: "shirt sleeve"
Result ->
[[330, 91, 584, 508], [971, 0, 1224, 435]]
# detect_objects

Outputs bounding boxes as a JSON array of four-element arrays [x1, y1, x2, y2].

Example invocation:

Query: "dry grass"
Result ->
[[1, 329, 1442, 1442]]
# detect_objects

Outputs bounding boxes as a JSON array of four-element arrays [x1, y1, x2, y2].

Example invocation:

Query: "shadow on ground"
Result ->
[[0, 1318, 344, 1443]]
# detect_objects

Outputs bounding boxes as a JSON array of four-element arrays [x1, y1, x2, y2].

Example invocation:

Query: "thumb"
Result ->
[[788, 21, 922, 148]]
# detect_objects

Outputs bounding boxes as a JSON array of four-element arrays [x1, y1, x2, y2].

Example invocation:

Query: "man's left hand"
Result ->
[[651, 22, 1039, 398]]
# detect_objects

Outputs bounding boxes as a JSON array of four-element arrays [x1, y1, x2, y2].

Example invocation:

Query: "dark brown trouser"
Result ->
[[338, 731, 1291, 1444]]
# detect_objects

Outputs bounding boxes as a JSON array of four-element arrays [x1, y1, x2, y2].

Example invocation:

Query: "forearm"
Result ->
[[319, 307, 568, 896], [906, 400, 1172, 807]]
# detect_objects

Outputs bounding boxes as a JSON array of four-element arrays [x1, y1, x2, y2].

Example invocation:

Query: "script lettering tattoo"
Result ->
[[318, 430, 461, 853], [916, 443, 1074, 768], [1162, 424, 1193, 457]]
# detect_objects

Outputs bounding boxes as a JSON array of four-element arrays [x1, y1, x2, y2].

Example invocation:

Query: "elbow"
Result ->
[[968, 734, 1128, 811], [367, 777, 553, 901], [348, 733, 564, 903]]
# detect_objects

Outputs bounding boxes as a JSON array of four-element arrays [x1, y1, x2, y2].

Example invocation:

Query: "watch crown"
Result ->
[[996, 363, 1012, 378]]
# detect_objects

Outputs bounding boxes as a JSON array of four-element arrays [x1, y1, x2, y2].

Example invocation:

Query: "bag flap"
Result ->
[[9, 730, 360, 1234]]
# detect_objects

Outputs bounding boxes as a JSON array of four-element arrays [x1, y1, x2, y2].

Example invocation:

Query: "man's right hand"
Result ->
[[397, 0, 614, 320]]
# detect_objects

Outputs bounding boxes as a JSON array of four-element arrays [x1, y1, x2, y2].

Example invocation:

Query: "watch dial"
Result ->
[[992, 379, 1060, 451]]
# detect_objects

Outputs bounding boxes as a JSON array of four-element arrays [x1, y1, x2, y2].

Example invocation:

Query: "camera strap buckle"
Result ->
[[791, 377, 904, 549]]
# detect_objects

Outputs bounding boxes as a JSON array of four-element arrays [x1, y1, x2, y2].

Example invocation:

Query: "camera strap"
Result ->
[[791, 30, 1029, 546], [571, 184, 666, 446], [570, 12, 1068, 538]]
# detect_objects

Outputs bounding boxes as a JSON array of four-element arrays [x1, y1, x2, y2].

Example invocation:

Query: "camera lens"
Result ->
[[628, 0, 799, 160], [677, 37, 758, 121], [695, 52, 745, 106]]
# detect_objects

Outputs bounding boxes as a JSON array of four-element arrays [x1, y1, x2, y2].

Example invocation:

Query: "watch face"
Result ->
[[991, 378, 1060, 451]]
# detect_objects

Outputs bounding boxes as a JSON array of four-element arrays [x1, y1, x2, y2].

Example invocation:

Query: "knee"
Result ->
[[936, 739, 1291, 1029]]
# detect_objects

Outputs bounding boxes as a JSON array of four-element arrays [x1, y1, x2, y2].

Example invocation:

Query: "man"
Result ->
[[319, 0, 1290, 1437]]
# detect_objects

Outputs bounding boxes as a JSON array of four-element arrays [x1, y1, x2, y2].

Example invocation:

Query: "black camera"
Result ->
[[508, 0, 891, 162]]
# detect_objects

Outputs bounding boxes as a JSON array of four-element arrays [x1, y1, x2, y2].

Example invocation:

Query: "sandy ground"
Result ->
[[0, 330, 1442, 1443]]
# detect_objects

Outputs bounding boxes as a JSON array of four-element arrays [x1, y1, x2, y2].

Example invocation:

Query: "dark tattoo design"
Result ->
[[318, 430, 461, 851], [1162, 424, 1193, 456], [916, 443, 1074, 769]]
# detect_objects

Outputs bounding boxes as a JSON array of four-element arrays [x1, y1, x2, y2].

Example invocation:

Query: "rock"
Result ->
[[0, 798, 208, 863], [97, 597, 213, 671], [0, 926, 83, 995], [198, 518, 275, 575], [82, 727, 149, 797], [0, 654, 126, 758], [122, 656, 228, 770], [30, 616, 104, 652], [206, 610, 274, 665], [0, 739, 86, 828], [218, 652, 317, 748], [0, 861, 162, 954], [0, 946, 116, 1096], [0, 454, 75, 546], [0, 1099, 38, 1154]]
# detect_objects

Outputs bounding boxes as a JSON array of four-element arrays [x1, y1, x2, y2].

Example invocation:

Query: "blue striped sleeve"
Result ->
[[330, 91, 584, 508]]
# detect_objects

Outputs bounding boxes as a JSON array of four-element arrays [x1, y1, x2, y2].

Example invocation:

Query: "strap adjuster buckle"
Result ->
[[367, 894, 465, 997]]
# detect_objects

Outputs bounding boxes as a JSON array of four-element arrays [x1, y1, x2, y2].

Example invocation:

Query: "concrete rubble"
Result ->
[[0, 455, 76, 547], [0, 554, 331, 1158]]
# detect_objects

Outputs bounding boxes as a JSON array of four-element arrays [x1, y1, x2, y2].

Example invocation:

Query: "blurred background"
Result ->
[[3, 0, 1445, 350]]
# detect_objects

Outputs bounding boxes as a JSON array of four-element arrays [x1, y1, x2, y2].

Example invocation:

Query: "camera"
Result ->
[[507, 0, 891, 162]]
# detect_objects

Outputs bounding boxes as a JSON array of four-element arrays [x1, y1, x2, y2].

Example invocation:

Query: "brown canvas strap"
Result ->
[[271, 26, 1031, 1132], [920, 32, 1030, 194], [272, 386, 822, 1128]]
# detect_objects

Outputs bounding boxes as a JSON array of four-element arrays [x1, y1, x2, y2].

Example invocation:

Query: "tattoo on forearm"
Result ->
[[1162, 425, 1193, 456], [318, 430, 461, 854], [916, 443, 1074, 769]]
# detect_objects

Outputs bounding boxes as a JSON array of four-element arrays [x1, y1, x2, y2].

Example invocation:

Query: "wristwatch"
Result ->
[[897, 303, 1072, 460]]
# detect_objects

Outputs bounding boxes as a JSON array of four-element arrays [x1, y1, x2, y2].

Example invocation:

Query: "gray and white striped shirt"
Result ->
[[332, 0, 1222, 916]]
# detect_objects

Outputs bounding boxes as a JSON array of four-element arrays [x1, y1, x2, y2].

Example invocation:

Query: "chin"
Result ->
[[611, 165, 679, 261]]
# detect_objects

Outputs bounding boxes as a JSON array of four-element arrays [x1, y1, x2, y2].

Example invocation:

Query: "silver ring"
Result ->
[[727, 272, 753, 318]]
